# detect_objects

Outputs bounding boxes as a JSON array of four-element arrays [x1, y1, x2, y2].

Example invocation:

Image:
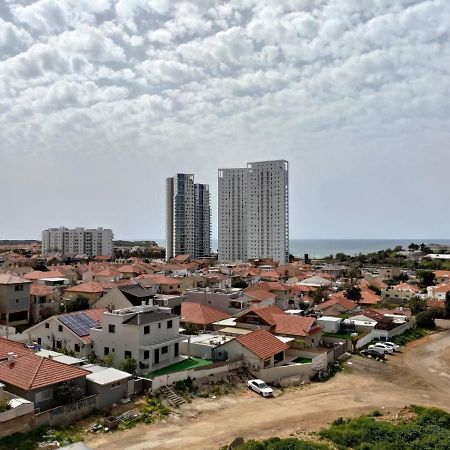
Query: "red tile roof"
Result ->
[[0, 273, 31, 284], [359, 288, 381, 305], [239, 305, 285, 326], [136, 274, 180, 285], [30, 285, 54, 296], [0, 337, 33, 359], [317, 293, 357, 311], [393, 283, 420, 293], [24, 270, 67, 281], [433, 284, 450, 293], [0, 353, 89, 390], [181, 302, 230, 325], [257, 281, 290, 292], [244, 288, 275, 302], [236, 329, 289, 360], [65, 281, 105, 293], [272, 314, 320, 337]]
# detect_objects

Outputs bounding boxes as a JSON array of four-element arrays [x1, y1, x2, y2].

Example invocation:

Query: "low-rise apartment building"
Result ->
[[0, 274, 32, 326]]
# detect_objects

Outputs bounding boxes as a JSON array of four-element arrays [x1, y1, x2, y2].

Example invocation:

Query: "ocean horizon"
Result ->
[[144, 238, 450, 259]]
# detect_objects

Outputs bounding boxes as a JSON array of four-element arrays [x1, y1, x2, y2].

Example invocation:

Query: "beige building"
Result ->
[[0, 274, 32, 326]]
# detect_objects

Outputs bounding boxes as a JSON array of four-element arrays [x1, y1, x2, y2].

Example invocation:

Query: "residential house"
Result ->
[[180, 302, 230, 331], [243, 287, 276, 306], [30, 285, 58, 324], [0, 274, 32, 326], [315, 293, 357, 317], [64, 281, 107, 305], [234, 305, 322, 349], [94, 284, 156, 310], [382, 283, 420, 303], [90, 304, 184, 373], [0, 337, 89, 412], [433, 270, 450, 285], [213, 329, 289, 369], [185, 288, 251, 315], [359, 288, 382, 307], [136, 275, 182, 294], [427, 283, 450, 301], [24, 308, 106, 357]]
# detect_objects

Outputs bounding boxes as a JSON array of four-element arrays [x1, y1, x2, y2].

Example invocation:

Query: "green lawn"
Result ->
[[293, 357, 313, 364], [149, 357, 212, 377]]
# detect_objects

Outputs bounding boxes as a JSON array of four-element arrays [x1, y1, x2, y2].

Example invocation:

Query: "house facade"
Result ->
[[90, 304, 183, 373], [0, 274, 32, 326]]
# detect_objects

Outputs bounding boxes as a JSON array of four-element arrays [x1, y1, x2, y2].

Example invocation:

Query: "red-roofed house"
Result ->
[[235, 305, 322, 348], [243, 287, 276, 305], [181, 302, 230, 330], [24, 308, 107, 357], [434, 270, 450, 284], [427, 283, 450, 301], [213, 329, 289, 370], [136, 275, 182, 294], [63, 281, 108, 305], [0, 337, 89, 411], [382, 283, 420, 304], [315, 293, 357, 316], [30, 284, 58, 324], [359, 288, 382, 306]]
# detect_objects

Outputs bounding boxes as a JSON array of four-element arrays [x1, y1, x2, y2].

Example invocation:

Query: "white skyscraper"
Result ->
[[166, 174, 211, 260], [218, 160, 289, 263]]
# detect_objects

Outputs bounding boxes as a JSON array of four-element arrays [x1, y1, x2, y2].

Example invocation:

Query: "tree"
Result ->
[[345, 286, 361, 301], [102, 354, 114, 367], [55, 380, 83, 404], [119, 357, 137, 374], [416, 270, 436, 288], [232, 280, 248, 289], [408, 296, 427, 315], [408, 243, 419, 251], [64, 296, 90, 313], [445, 291, 450, 319], [416, 310, 436, 329]]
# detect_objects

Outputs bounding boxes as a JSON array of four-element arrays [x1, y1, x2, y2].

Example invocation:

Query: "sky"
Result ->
[[1, 0, 450, 241]]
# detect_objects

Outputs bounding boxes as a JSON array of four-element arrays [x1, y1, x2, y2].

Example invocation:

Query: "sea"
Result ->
[[151, 239, 450, 259]]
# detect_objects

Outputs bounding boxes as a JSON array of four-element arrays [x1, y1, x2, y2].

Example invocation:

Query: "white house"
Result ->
[[90, 304, 184, 373]]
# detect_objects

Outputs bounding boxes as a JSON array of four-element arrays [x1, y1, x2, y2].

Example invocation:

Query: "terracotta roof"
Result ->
[[237, 305, 285, 326], [257, 281, 290, 292], [118, 265, 143, 274], [433, 283, 450, 293], [136, 274, 180, 285], [65, 281, 105, 293], [317, 293, 357, 311], [236, 329, 289, 360], [427, 299, 445, 309], [181, 302, 230, 325], [359, 288, 381, 305], [393, 283, 420, 293], [260, 270, 280, 280], [94, 267, 120, 277], [434, 270, 450, 279], [244, 288, 275, 302], [24, 270, 67, 281], [291, 284, 316, 293], [272, 314, 320, 337], [0, 353, 89, 390], [30, 285, 54, 296], [0, 337, 33, 359], [0, 273, 31, 284]]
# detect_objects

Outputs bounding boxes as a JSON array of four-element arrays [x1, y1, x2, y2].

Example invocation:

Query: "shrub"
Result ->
[[0, 399, 11, 412]]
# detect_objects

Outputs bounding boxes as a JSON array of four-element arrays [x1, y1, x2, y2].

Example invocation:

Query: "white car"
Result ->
[[383, 341, 400, 352], [247, 379, 273, 397], [368, 342, 394, 354]]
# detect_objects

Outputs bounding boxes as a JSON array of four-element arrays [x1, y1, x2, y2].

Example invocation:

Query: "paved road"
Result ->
[[88, 328, 450, 450]]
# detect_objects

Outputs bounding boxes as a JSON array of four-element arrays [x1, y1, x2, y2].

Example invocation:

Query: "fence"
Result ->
[[34, 395, 98, 428], [355, 321, 414, 349], [151, 358, 243, 392]]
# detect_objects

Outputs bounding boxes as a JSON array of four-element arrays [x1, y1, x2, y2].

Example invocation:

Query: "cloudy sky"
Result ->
[[1, 0, 449, 241]]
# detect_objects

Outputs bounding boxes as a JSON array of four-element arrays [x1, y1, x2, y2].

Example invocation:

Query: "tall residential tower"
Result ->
[[166, 174, 211, 260], [218, 160, 289, 263]]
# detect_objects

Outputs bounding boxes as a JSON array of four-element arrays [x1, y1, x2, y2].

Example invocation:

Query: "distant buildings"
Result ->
[[41, 227, 113, 257], [218, 160, 289, 263], [166, 174, 211, 260]]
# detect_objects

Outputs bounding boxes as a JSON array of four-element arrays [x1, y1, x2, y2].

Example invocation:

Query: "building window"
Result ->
[[15, 285, 24, 291], [158, 323, 161, 328], [144, 350, 149, 360], [161, 346, 168, 354], [124, 350, 132, 359], [110, 381, 121, 389], [35, 388, 52, 403], [74, 344, 80, 353], [37, 337, 42, 345], [45, 323, 49, 329], [144, 325, 150, 334], [108, 324, 115, 333], [104, 347, 110, 356], [58, 325, 63, 332], [56, 340, 62, 349], [167, 320, 173, 329]]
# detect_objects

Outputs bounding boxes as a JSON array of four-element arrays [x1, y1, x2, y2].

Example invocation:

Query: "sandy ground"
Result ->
[[88, 323, 450, 450]]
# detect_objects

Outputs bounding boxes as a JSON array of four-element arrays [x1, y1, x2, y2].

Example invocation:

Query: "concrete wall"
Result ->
[[34, 395, 98, 428], [87, 379, 128, 410], [254, 362, 314, 383], [151, 358, 243, 392], [0, 411, 34, 438]]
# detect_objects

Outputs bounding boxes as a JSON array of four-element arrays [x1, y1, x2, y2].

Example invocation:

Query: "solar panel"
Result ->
[[59, 312, 98, 336]]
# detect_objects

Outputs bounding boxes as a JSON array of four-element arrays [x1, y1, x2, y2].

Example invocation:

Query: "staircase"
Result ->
[[160, 385, 185, 407]]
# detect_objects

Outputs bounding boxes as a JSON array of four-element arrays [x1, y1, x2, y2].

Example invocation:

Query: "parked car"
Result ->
[[360, 349, 386, 360], [368, 342, 394, 354], [247, 379, 273, 397], [382, 341, 400, 352]]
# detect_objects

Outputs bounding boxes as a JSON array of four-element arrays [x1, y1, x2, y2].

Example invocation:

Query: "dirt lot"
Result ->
[[88, 324, 450, 450]]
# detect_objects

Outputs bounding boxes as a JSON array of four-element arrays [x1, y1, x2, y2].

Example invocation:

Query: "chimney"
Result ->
[[7, 352, 15, 365]]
